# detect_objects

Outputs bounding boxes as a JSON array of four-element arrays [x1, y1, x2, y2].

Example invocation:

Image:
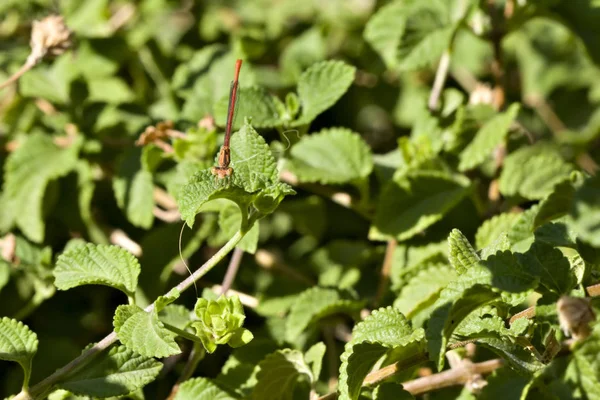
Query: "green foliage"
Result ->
[[1, 0, 600, 399], [54, 243, 141, 298]]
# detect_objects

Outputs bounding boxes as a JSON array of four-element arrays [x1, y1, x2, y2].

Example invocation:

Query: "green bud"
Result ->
[[191, 295, 253, 353]]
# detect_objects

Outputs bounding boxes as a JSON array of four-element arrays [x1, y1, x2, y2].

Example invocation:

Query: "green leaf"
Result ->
[[87, 77, 135, 104], [174, 377, 237, 400], [19, 55, 75, 104], [178, 122, 280, 227], [518, 243, 576, 295], [304, 342, 326, 381], [475, 212, 521, 250], [499, 145, 573, 200], [458, 104, 520, 171], [448, 229, 480, 275], [364, 0, 406, 69], [58, 345, 162, 397], [569, 174, 600, 247], [54, 243, 140, 297], [339, 307, 426, 400], [113, 149, 155, 229], [214, 87, 282, 130], [286, 128, 373, 185], [114, 304, 181, 358], [285, 287, 364, 342], [293, 60, 356, 126], [427, 285, 500, 370], [252, 349, 313, 400], [0, 133, 80, 242], [0, 317, 38, 389], [393, 264, 456, 319], [370, 171, 471, 241], [534, 178, 576, 228]]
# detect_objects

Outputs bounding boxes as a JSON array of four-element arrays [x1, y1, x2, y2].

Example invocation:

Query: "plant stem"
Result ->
[[0, 59, 36, 91], [166, 342, 206, 400], [220, 247, 245, 295], [373, 239, 397, 306], [163, 322, 202, 344], [15, 230, 246, 400], [428, 50, 452, 111]]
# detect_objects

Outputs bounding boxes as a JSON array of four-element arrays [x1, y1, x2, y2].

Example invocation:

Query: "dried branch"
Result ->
[[0, 15, 72, 91], [374, 239, 397, 306]]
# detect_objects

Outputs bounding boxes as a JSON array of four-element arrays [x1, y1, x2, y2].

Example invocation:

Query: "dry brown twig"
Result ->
[[0, 15, 72, 91]]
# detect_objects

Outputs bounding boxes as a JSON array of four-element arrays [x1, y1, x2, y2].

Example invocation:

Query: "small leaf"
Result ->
[[286, 128, 373, 185], [214, 87, 282, 130], [285, 287, 364, 342], [427, 285, 500, 370], [304, 342, 326, 381], [252, 349, 313, 400], [0, 317, 38, 389], [174, 377, 237, 400], [114, 305, 181, 358], [339, 307, 426, 400], [475, 212, 520, 250], [58, 345, 162, 397], [370, 171, 471, 241], [293, 60, 356, 126], [54, 243, 141, 297], [459, 104, 520, 171], [448, 229, 480, 274]]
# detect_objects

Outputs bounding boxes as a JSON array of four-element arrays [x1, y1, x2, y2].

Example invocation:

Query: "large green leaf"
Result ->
[[293, 60, 356, 126], [0, 133, 80, 242], [370, 171, 471, 241], [285, 287, 364, 342], [58, 345, 162, 397], [286, 128, 373, 185], [0, 317, 38, 389], [364, 0, 407, 69], [393, 263, 456, 320], [54, 243, 140, 298], [458, 104, 520, 171], [517, 242, 576, 294], [499, 144, 573, 200]]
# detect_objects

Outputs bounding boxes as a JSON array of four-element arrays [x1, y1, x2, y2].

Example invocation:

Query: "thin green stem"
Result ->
[[163, 322, 202, 344], [14, 230, 247, 400]]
